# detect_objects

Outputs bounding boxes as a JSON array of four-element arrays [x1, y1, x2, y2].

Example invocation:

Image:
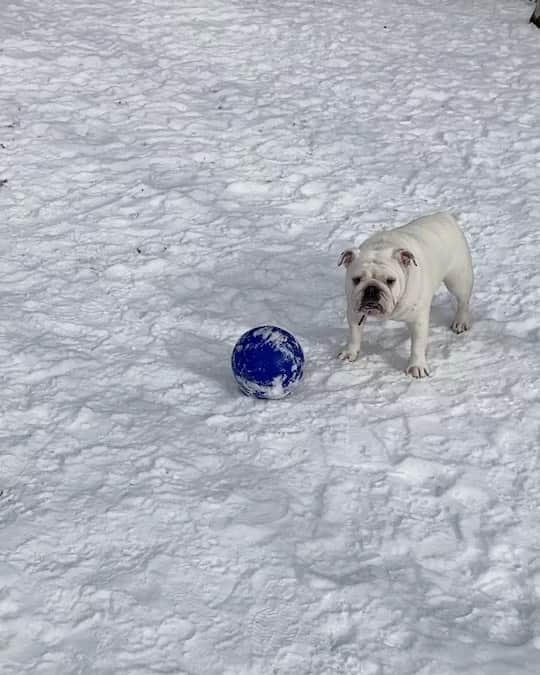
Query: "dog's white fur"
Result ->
[[338, 212, 473, 377]]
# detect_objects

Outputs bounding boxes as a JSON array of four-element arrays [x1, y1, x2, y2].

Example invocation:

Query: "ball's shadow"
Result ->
[[170, 330, 238, 395]]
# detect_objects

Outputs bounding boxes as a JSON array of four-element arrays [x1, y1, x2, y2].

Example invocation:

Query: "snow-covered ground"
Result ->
[[1, 1, 539, 673]]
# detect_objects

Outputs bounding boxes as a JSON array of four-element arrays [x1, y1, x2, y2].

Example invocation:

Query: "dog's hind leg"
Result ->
[[444, 264, 473, 334]]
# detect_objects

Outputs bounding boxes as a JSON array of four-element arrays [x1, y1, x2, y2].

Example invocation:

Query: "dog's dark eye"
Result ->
[[352, 276, 362, 286], [386, 277, 396, 286]]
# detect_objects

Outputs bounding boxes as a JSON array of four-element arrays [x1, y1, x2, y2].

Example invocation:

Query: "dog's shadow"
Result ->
[[336, 296, 457, 372], [430, 295, 457, 330], [359, 334, 408, 372], [173, 249, 460, 389]]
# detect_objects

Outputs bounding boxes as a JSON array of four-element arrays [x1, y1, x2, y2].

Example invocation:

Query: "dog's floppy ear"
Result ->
[[394, 248, 418, 268], [338, 249, 356, 268]]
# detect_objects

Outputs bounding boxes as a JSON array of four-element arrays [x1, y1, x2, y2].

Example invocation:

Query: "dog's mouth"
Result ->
[[360, 302, 385, 316]]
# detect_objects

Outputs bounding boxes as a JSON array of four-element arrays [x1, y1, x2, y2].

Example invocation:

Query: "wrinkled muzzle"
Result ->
[[354, 282, 394, 317]]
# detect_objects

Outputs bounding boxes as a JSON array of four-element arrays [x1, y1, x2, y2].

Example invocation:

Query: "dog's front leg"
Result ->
[[338, 313, 365, 362], [406, 313, 431, 378]]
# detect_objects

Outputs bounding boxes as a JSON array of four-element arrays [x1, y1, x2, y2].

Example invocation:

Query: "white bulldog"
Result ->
[[338, 212, 473, 378]]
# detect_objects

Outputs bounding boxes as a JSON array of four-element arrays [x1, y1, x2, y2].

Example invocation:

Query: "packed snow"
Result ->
[[1, 1, 539, 674]]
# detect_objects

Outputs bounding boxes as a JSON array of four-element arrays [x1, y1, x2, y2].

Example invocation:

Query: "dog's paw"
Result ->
[[451, 319, 470, 334], [406, 363, 431, 378], [337, 347, 359, 362]]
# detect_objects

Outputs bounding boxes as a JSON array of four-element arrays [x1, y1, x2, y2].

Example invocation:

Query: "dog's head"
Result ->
[[338, 247, 417, 319]]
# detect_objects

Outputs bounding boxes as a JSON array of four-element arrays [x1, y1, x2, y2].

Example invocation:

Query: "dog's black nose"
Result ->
[[363, 285, 380, 302]]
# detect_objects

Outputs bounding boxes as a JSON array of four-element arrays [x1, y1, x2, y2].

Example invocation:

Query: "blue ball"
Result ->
[[231, 326, 305, 399]]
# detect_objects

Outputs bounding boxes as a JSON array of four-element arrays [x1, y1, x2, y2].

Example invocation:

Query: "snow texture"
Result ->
[[1, 1, 539, 674]]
